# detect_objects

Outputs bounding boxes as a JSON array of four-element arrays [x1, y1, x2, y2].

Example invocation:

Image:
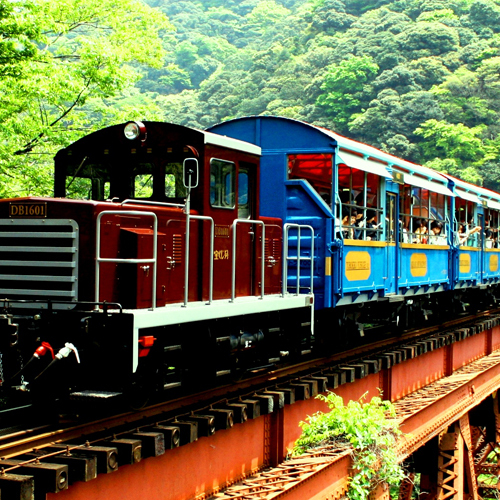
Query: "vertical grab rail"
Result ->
[[184, 215, 214, 306], [283, 223, 314, 296], [231, 220, 265, 302], [95, 211, 158, 310]]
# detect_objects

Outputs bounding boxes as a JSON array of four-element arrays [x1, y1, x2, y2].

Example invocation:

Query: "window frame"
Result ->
[[210, 158, 236, 210]]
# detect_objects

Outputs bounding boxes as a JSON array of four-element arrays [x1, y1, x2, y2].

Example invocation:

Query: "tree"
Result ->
[[479, 161, 500, 192], [372, 65, 423, 95], [347, 7, 412, 70], [246, 0, 291, 37], [431, 65, 500, 127], [395, 21, 460, 59], [316, 55, 379, 132], [0, 0, 41, 78], [349, 89, 402, 144], [425, 158, 483, 184], [349, 89, 443, 153], [0, 0, 172, 197], [408, 57, 451, 89], [414, 119, 487, 182], [467, 0, 500, 32], [306, 0, 356, 32]]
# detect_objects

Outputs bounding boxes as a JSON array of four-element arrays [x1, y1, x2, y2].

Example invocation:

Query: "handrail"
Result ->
[[95, 211, 158, 310], [231, 220, 265, 301], [283, 223, 314, 296], [185, 215, 214, 306], [95, 211, 311, 310], [121, 199, 185, 209]]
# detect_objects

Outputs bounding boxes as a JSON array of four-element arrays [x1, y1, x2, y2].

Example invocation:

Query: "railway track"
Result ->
[[0, 310, 498, 498]]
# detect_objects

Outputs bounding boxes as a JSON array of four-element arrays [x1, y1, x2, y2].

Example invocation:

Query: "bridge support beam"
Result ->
[[437, 424, 463, 500]]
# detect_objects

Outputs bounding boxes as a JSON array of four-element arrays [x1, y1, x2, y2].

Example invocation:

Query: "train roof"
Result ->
[[203, 128, 261, 155], [445, 174, 500, 209], [58, 121, 261, 157], [208, 116, 453, 196]]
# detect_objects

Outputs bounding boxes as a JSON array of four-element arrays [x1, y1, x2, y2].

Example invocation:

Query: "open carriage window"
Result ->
[[288, 154, 333, 205], [485, 208, 499, 248], [210, 158, 236, 209], [400, 184, 448, 244], [338, 165, 382, 241], [455, 198, 481, 247]]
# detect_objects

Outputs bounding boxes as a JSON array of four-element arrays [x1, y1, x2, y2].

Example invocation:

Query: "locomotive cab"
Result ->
[[54, 121, 192, 205]]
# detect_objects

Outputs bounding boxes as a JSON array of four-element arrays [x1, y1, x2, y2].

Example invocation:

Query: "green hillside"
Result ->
[[2, 0, 500, 195]]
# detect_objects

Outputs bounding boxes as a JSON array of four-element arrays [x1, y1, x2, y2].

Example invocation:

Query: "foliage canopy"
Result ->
[[0, 0, 172, 197], [3, 0, 500, 195]]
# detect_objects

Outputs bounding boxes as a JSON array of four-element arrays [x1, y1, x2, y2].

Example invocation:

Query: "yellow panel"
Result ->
[[460, 253, 471, 274], [325, 256, 332, 276], [344, 240, 386, 248], [345, 251, 371, 281], [490, 254, 498, 272], [410, 253, 427, 277]]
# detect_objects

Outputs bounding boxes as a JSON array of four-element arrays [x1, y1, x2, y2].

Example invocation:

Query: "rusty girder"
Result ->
[[213, 349, 500, 500]]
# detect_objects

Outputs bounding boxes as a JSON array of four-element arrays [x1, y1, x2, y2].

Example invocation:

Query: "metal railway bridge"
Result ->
[[9, 317, 500, 500]]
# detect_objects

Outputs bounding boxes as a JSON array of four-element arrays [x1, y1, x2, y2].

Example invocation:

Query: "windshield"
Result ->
[[63, 158, 187, 202]]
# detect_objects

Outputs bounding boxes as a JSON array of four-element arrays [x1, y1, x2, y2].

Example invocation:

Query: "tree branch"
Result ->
[[14, 80, 91, 155]]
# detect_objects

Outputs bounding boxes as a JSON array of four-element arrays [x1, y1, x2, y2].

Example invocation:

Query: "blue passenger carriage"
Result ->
[[476, 184, 500, 287], [210, 116, 500, 332], [450, 177, 485, 290]]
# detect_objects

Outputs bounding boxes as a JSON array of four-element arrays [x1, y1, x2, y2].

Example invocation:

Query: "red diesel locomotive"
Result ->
[[0, 121, 314, 405]]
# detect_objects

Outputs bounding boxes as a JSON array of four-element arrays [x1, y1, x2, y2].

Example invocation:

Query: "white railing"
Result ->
[[95, 211, 158, 309], [95, 212, 314, 310], [121, 199, 185, 209], [231, 220, 265, 301], [185, 215, 214, 306]]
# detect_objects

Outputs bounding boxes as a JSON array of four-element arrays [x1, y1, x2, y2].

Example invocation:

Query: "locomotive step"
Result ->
[[69, 390, 122, 400]]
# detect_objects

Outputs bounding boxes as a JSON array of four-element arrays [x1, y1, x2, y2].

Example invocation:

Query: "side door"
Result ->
[[237, 162, 257, 296], [385, 191, 398, 295], [478, 212, 485, 283], [207, 157, 256, 300]]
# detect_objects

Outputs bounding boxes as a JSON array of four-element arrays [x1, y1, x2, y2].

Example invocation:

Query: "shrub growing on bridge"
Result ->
[[292, 392, 405, 500]]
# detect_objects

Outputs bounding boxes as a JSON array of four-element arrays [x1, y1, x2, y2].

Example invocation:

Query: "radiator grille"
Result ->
[[0, 219, 79, 309]]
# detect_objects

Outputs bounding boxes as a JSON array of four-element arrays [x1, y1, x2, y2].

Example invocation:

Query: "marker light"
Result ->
[[124, 121, 147, 141]]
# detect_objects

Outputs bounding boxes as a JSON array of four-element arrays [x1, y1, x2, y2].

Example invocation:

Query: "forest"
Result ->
[[2, 0, 500, 197]]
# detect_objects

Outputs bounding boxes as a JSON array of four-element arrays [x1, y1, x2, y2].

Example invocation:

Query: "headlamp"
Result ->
[[124, 121, 147, 141]]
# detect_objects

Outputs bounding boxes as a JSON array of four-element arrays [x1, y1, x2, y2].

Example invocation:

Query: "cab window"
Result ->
[[165, 163, 187, 199], [238, 171, 249, 218], [210, 159, 236, 209], [134, 173, 153, 198], [64, 161, 111, 200], [238, 161, 256, 219]]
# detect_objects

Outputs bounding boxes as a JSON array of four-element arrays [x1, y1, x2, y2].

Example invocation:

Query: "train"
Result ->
[[0, 116, 499, 408]]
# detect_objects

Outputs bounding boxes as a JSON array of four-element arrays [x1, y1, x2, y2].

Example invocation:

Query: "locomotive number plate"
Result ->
[[215, 225, 230, 238], [9, 202, 47, 218]]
